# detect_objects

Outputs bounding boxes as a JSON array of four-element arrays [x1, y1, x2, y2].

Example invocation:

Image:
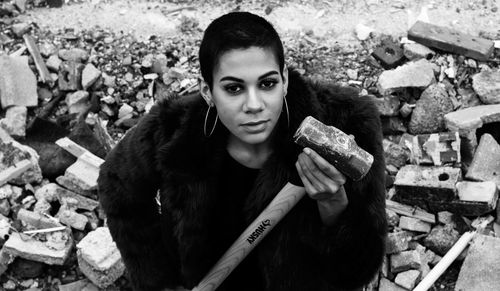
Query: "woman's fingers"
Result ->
[[296, 150, 345, 196], [296, 161, 319, 195], [303, 148, 346, 185]]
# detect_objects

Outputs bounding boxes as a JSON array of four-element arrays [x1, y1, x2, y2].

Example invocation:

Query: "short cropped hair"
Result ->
[[199, 12, 285, 90]]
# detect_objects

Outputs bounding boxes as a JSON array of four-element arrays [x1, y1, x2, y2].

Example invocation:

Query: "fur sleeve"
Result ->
[[301, 86, 387, 289], [98, 100, 184, 290]]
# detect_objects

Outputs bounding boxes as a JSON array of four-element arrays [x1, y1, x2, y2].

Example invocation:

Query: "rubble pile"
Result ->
[[0, 0, 499, 290]]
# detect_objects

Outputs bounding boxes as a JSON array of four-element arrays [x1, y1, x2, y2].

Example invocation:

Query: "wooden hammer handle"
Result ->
[[192, 182, 306, 291]]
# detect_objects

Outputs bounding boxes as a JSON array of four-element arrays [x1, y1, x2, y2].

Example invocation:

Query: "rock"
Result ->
[[379, 278, 406, 291], [377, 59, 436, 94], [61, 159, 100, 194], [355, 23, 374, 40], [466, 134, 500, 188], [76, 227, 125, 288], [0, 128, 43, 185], [0, 199, 10, 216], [56, 175, 96, 198], [102, 73, 116, 87], [82, 64, 101, 90], [423, 224, 460, 256], [399, 216, 432, 233], [437, 211, 454, 225], [403, 43, 435, 61], [472, 70, 500, 104], [3, 231, 73, 265], [11, 23, 30, 38], [386, 231, 410, 254], [455, 234, 500, 291], [404, 132, 461, 166], [383, 139, 410, 168], [3, 280, 16, 290], [118, 103, 134, 119], [38, 42, 57, 58], [14, 0, 27, 13], [46, 55, 62, 71], [391, 249, 423, 273], [58, 48, 89, 63], [394, 269, 421, 290], [34, 183, 99, 214], [0, 106, 27, 137], [58, 61, 84, 91], [11, 258, 44, 279], [17, 208, 62, 229], [65, 91, 90, 115], [369, 95, 400, 116], [57, 209, 88, 231], [408, 83, 454, 134], [0, 55, 38, 109]]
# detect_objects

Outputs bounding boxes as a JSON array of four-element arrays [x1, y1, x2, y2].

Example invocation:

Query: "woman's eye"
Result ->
[[224, 84, 243, 94], [260, 79, 278, 89]]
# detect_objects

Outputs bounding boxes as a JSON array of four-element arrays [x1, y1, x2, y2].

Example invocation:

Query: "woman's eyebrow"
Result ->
[[219, 71, 280, 83], [258, 71, 279, 80]]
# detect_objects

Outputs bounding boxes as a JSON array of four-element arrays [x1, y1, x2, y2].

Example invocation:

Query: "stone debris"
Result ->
[[399, 216, 432, 233], [401, 132, 461, 166], [403, 43, 435, 61], [377, 59, 436, 94], [472, 69, 500, 104], [390, 249, 423, 273], [423, 224, 461, 256], [455, 181, 498, 216], [0, 105, 27, 138], [59, 279, 99, 291], [76, 227, 125, 288], [34, 183, 99, 214], [81, 63, 101, 90], [394, 269, 421, 290], [65, 90, 90, 115], [0, 55, 38, 108], [466, 134, 500, 188]]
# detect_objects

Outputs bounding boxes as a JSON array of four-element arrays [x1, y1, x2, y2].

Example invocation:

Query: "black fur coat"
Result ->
[[98, 69, 387, 291]]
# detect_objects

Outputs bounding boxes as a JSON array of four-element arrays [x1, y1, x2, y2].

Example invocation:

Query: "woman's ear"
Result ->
[[198, 77, 214, 106], [282, 64, 289, 96]]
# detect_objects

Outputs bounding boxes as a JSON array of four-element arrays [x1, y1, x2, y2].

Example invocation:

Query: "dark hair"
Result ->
[[199, 12, 285, 90]]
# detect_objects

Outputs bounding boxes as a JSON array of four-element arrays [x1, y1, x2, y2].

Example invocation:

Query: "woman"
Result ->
[[98, 12, 386, 291]]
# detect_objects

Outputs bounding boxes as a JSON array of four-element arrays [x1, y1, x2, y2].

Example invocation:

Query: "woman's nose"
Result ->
[[243, 88, 264, 112]]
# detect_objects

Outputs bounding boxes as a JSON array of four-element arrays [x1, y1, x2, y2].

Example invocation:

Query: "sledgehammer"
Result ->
[[192, 116, 374, 291]]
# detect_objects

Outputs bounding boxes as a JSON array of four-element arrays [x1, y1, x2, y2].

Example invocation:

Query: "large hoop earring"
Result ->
[[204, 104, 218, 137], [283, 95, 290, 129]]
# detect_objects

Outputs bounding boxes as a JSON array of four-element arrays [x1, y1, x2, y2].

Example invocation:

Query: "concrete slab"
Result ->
[[455, 234, 500, 291], [377, 59, 436, 94]]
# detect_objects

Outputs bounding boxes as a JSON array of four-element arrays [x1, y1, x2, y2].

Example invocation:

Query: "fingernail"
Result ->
[[304, 148, 311, 155]]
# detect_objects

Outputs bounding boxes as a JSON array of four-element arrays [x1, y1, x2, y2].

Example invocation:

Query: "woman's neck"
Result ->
[[227, 136, 273, 169]]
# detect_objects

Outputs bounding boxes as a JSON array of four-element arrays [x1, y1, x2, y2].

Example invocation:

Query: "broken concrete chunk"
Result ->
[[377, 59, 436, 95], [383, 139, 410, 168], [386, 231, 411, 254], [76, 227, 125, 288], [58, 61, 84, 91], [59, 279, 99, 291], [34, 183, 99, 214], [455, 234, 500, 291], [408, 83, 454, 134], [423, 224, 460, 256], [65, 91, 90, 115], [394, 165, 461, 211], [0, 128, 43, 185], [0, 106, 27, 138], [17, 208, 62, 229], [46, 55, 62, 71], [3, 231, 73, 265], [394, 269, 421, 290], [472, 70, 500, 104], [403, 43, 435, 61], [57, 209, 88, 231], [404, 132, 461, 166], [82, 63, 101, 90], [390, 249, 423, 273], [457, 180, 498, 207], [399, 216, 432, 233], [58, 48, 89, 63], [56, 175, 96, 198], [445, 104, 500, 135], [63, 159, 99, 193], [408, 21, 494, 61], [0, 55, 38, 109], [466, 134, 500, 188]]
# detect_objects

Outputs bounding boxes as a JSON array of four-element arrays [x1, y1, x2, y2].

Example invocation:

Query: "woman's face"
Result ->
[[202, 46, 288, 147]]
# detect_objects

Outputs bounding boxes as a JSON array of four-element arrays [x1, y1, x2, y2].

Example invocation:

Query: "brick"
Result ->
[[76, 227, 125, 288], [3, 231, 73, 265], [390, 250, 423, 273], [403, 43, 435, 61], [368, 95, 400, 116], [394, 269, 421, 290], [405, 132, 460, 166], [453, 181, 498, 216], [393, 165, 461, 211], [408, 83, 454, 134], [408, 21, 494, 61], [386, 231, 411, 254], [472, 70, 500, 104], [0, 55, 38, 108], [423, 225, 460, 256], [379, 278, 406, 291], [372, 40, 405, 69], [377, 59, 436, 95], [399, 216, 431, 233], [455, 234, 500, 291], [466, 134, 500, 188], [58, 61, 84, 91]]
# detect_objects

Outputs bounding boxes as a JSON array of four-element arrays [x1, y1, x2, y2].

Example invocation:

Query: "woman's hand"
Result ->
[[295, 147, 348, 226]]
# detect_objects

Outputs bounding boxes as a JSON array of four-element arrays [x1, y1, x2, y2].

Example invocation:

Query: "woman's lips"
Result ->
[[241, 120, 269, 133]]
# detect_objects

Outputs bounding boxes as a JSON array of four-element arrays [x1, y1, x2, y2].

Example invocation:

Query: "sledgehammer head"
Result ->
[[293, 116, 373, 181]]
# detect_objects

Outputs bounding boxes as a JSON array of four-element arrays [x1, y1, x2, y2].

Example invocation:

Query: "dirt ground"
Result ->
[[18, 0, 500, 47]]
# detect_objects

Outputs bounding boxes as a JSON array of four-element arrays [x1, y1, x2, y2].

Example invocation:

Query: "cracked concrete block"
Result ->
[[394, 269, 421, 290], [399, 216, 432, 233], [394, 165, 461, 212], [377, 59, 436, 94], [390, 249, 423, 273], [3, 231, 72, 265], [466, 134, 500, 189], [386, 231, 411, 254], [455, 234, 500, 291], [76, 227, 124, 288], [56, 175, 96, 198], [63, 159, 99, 193]]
